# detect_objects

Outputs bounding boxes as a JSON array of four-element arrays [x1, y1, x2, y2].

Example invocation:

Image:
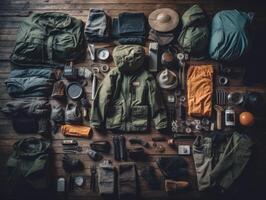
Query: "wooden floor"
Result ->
[[1, 0, 266, 200]]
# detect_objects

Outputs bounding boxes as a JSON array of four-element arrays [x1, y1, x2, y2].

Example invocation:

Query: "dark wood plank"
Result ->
[[0, 0, 266, 200]]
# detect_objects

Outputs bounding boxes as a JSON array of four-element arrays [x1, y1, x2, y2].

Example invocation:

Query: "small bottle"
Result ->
[[225, 107, 235, 126]]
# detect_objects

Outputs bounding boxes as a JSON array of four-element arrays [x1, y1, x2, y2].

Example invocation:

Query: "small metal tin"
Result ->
[[218, 76, 229, 86], [228, 92, 244, 105], [66, 82, 83, 100]]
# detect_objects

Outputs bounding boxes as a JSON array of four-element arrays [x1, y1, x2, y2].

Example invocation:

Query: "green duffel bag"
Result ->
[[10, 12, 87, 67], [177, 5, 210, 60]]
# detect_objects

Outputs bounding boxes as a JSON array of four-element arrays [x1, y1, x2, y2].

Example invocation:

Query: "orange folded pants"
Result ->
[[187, 65, 213, 117], [61, 124, 92, 138]]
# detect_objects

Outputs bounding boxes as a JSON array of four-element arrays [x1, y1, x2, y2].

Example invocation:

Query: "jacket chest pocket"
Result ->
[[53, 33, 77, 62], [131, 105, 148, 127], [133, 82, 147, 100], [106, 106, 122, 128]]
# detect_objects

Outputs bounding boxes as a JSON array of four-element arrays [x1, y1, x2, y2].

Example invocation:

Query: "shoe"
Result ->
[[156, 156, 189, 180]]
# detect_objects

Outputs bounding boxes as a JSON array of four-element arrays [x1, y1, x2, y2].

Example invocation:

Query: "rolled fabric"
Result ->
[[61, 124, 92, 138]]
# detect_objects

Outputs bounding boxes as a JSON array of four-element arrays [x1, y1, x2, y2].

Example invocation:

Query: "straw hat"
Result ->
[[149, 8, 179, 32]]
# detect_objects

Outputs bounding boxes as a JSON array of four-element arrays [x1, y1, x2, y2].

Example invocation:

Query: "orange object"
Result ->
[[61, 124, 92, 138], [187, 65, 214, 117], [165, 179, 189, 192], [239, 112, 255, 127]]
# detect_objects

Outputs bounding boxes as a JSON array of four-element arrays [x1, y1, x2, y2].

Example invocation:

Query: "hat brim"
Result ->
[[149, 8, 179, 32]]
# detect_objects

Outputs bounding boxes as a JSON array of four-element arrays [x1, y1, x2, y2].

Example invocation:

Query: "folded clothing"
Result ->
[[112, 12, 146, 44], [156, 156, 189, 180], [187, 65, 213, 117], [1, 99, 51, 134], [6, 67, 55, 98], [118, 162, 137, 199], [148, 29, 175, 46], [51, 103, 65, 134], [85, 9, 111, 42], [61, 124, 92, 138]]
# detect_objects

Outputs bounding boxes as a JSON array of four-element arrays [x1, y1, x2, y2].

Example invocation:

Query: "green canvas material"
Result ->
[[7, 137, 51, 190], [177, 5, 210, 60], [90, 45, 167, 132], [10, 12, 87, 67], [193, 132, 253, 191]]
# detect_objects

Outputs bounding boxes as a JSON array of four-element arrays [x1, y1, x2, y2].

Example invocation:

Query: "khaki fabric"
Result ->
[[187, 65, 213, 117], [192, 132, 253, 191], [61, 124, 92, 138]]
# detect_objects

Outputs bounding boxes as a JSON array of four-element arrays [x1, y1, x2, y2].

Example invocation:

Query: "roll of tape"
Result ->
[[100, 64, 110, 73], [219, 76, 229, 86], [185, 127, 192, 134]]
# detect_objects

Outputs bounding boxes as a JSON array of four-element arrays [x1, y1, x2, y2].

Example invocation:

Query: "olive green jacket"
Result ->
[[90, 68, 167, 132], [10, 12, 87, 67], [7, 137, 51, 190]]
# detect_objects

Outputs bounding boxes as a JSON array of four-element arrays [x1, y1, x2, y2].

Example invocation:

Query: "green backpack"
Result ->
[[177, 5, 210, 60]]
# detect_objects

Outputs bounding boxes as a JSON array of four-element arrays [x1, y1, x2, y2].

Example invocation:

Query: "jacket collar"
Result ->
[[36, 12, 72, 29]]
